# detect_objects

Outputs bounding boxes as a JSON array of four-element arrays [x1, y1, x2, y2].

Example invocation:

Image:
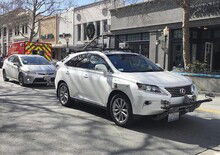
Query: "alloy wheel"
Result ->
[[59, 83, 70, 106], [112, 97, 129, 124]]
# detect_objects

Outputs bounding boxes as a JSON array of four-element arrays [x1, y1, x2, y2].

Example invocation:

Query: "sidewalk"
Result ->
[[197, 94, 220, 115]]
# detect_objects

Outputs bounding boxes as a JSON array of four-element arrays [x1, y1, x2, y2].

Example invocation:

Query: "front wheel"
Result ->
[[110, 94, 133, 127], [58, 82, 71, 106], [18, 73, 25, 86]]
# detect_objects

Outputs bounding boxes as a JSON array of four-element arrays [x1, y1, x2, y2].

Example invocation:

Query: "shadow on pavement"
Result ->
[[1, 81, 220, 154]]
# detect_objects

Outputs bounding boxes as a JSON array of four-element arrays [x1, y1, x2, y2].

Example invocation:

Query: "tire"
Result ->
[[3, 70, 9, 82], [18, 73, 25, 86], [110, 94, 133, 127], [58, 82, 71, 106]]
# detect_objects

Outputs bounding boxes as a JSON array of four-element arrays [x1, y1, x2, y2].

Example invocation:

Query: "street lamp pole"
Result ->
[[65, 37, 70, 55], [59, 33, 71, 56]]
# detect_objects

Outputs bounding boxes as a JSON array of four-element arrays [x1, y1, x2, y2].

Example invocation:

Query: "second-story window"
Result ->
[[83, 23, 87, 40], [96, 21, 100, 37], [77, 24, 81, 41], [103, 20, 108, 32], [9, 28, 12, 37], [22, 24, 28, 34], [3, 27, 7, 37], [15, 25, 20, 36]]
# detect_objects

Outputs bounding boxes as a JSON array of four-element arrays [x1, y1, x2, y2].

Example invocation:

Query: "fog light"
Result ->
[[144, 101, 152, 105], [161, 100, 171, 109]]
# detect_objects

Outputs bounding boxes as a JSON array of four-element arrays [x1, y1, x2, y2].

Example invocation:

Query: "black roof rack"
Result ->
[[73, 34, 132, 53]]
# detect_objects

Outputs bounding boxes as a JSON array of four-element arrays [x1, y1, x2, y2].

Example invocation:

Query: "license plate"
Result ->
[[44, 76, 51, 81], [168, 112, 179, 122]]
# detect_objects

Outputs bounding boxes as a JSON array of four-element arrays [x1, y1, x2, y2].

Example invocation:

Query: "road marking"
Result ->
[[197, 108, 220, 115]]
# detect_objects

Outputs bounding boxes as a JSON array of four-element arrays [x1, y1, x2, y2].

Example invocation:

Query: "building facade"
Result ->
[[110, 0, 220, 72], [39, 15, 59, 59], [74, 0, 123, 47], [0, 9, 39, 57]]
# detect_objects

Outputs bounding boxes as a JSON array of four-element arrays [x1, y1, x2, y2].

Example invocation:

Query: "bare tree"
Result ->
[[0, 0, 75, 42]]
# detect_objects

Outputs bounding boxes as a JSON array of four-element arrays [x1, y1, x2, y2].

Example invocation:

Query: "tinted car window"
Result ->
[[21, 56, 50, 65], [89, 54, 110, 71], [66, 54, 89, 68], [8, 56, 15, 62], [107, 54, 163, 72], [13, 56, 21, 65]]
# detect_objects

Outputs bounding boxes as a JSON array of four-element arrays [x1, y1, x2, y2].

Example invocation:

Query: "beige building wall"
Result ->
[[39, 16, 58, 45]]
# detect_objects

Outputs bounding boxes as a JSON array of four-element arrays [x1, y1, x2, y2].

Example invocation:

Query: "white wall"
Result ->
[[74, 1, 112, 45], [58, 9, 74, 46]]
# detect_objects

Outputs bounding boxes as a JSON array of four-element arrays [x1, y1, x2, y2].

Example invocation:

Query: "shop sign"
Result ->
[[41, 33, 55, 40]]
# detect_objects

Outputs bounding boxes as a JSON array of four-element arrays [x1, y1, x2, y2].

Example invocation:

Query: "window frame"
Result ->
[[65, 53, 112, 72]]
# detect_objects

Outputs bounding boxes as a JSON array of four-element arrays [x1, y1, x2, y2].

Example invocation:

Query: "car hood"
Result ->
[[119, 71, 192, 87], [22, 65, 56, 73]]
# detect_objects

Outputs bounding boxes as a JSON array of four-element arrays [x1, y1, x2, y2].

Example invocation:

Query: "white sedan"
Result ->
[[2, 54, 56, 86], [55, 51, 212, 127]]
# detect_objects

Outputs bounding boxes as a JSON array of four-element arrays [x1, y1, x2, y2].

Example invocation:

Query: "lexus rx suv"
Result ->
[[55, 51, 211, 127]]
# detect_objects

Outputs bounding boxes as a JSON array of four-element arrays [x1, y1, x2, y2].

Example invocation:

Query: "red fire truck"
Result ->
[[7, 41, 52, 61]]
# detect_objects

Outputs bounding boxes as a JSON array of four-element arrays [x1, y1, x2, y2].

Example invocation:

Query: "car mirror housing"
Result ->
[[156, 63, 162, 68], [13, 62, 20, 67], [95, 64, 108, 73]]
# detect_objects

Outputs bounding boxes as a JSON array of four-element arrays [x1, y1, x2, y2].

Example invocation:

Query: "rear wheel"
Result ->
[[3, 70, 9, 82], [110, 94, 133, 127], [58, 82, 71, 106]]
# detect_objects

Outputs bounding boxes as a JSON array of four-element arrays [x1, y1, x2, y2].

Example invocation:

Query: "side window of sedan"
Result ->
[[8, 56, 15, 62], [13, 56, 21, 65]]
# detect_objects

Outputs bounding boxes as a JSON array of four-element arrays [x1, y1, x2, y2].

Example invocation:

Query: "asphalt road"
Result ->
[[0, 69, 220, 155]]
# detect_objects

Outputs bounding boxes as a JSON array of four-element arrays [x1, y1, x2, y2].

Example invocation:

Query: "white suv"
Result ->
[[55, 51, 211, 127]]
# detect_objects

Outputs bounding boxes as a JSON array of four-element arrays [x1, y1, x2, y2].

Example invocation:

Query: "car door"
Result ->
[[79, 54, 113, 106], [10, 56, 21, 80], [64, 54, 86, 99], [5, 56, 15, 78]]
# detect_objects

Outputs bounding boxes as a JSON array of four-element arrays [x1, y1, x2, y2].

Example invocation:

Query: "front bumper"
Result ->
[[23, 73, 55, 85], [153, 98, 212, 120]]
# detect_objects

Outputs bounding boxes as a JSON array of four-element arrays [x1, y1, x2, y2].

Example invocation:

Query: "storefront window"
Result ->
[[202, 30, 211, 39], [142, 33, 149, 41], [127, 33, 141, 42], [173, 29, 182, 39], [118, 35, 126, 42], [214, 30, 220, 38]]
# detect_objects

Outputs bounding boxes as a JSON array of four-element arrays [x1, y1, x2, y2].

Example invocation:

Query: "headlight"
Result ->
[[23, 71, 37, 75], [191, 84, 196, 93], [137, 83, 167, 95]]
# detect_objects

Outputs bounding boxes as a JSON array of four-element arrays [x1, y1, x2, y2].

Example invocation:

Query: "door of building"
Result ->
[[172, 43, 183, 68], [213, 41, 220, 72]]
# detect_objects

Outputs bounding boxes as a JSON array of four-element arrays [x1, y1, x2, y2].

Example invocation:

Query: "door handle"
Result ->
[[83, 74, 88, 78]]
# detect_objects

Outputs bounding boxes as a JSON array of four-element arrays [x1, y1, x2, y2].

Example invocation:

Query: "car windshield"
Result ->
[[21, 56, 50, 65], [107, 54, 163, 72]]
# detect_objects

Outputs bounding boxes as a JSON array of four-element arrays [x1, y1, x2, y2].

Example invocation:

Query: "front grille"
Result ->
[[38, 73, 54, 75], [33, 78, 47, 83], [165, 85, 192, 97]]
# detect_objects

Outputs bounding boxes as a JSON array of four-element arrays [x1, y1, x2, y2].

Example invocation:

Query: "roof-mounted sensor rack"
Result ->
[[74, 33, 132, 53]]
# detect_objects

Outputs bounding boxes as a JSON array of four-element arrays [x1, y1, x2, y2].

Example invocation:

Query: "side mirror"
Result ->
[[13, 62, 20, 67], [95, 64, 108, 73], [156, 63, 162, 68]]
